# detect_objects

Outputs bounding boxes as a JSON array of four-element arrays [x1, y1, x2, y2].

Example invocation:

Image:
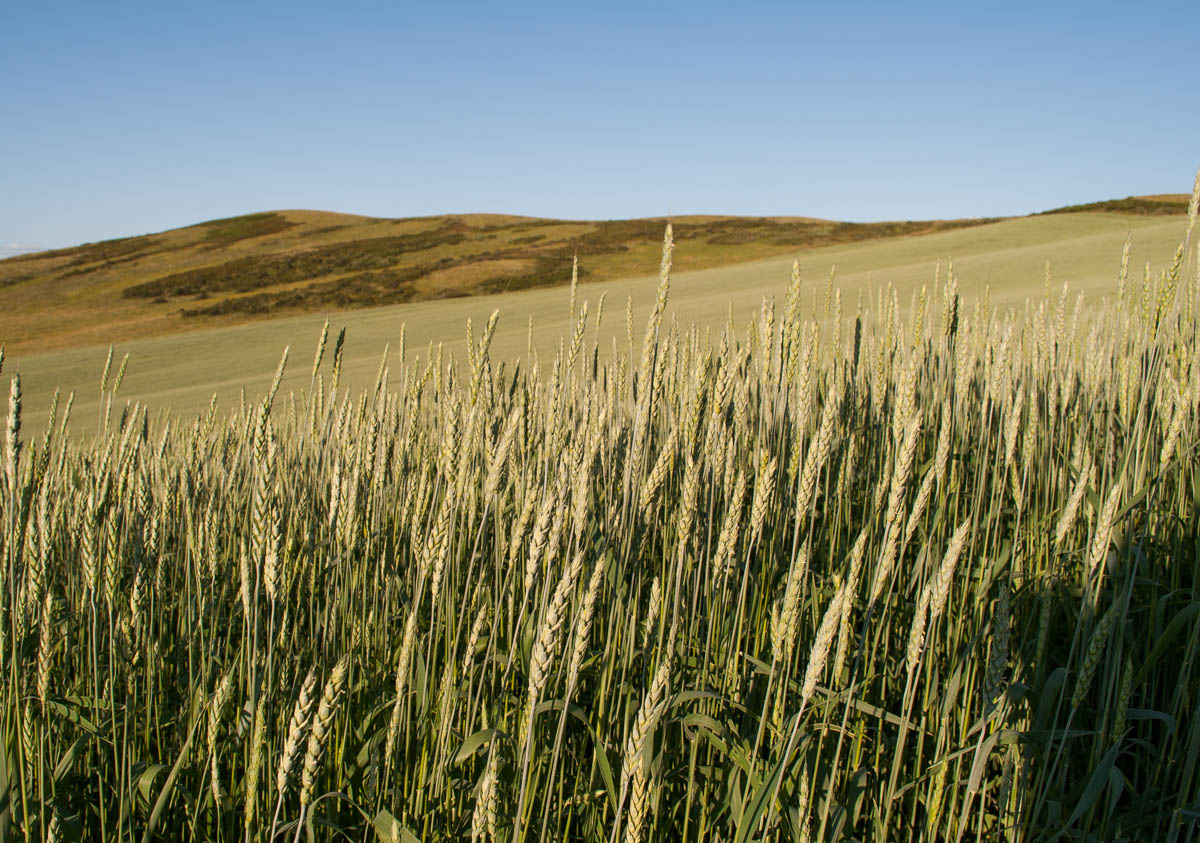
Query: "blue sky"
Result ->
[[3, 1, 1198, 253]]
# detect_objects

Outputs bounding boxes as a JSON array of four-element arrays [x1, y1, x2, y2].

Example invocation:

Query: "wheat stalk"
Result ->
[[276, 667, 320, 798], [622, 655, 672, 843], [300, 656, 351, 806]]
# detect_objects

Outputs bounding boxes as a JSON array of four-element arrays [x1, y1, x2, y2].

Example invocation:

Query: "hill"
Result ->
[[4, 195, 1188, 358], [0, 209, 1000, 355], [4, 204, 1191, 438]]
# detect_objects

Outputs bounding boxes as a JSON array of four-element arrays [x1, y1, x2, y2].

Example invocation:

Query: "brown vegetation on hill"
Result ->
[[0, 195, 1180, 355], [1038, 194, 1190, 216]]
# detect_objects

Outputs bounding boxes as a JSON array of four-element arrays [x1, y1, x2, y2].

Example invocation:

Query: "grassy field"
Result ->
[[3, 185, 1199, 840], [4, 207, 1191, 439]]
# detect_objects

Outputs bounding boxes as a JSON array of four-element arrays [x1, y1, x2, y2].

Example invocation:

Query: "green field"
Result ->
[[5, 209, 1189, 438]]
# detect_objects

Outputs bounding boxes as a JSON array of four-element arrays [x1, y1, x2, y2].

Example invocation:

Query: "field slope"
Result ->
[[2, 198, 1192, 436], [0, 209, 1008, 356]]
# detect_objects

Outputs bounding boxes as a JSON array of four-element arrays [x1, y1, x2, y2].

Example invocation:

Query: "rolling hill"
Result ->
[[0, 208, 1029, 356], [1, 194, 1192, 436]]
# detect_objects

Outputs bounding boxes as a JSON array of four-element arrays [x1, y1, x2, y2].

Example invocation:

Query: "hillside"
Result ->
[[1038, 193, 1191, 216], [0, 208, 1004, 355], [5, 205, 1191, 439], [4, 195, 1189, 357]]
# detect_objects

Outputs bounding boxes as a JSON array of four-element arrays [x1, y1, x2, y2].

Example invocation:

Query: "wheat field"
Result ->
[[3, 186, 1200, 840], [9, 208, 1188, 442]]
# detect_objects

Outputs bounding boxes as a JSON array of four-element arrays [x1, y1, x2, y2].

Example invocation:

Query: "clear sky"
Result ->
[[3, 1, 1198, 254]]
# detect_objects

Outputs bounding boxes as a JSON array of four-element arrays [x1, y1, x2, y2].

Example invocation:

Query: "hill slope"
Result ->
[[5, 204, 1191, 438], [3, 195, 1189, 356], [1, 209, 1009, 355]]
